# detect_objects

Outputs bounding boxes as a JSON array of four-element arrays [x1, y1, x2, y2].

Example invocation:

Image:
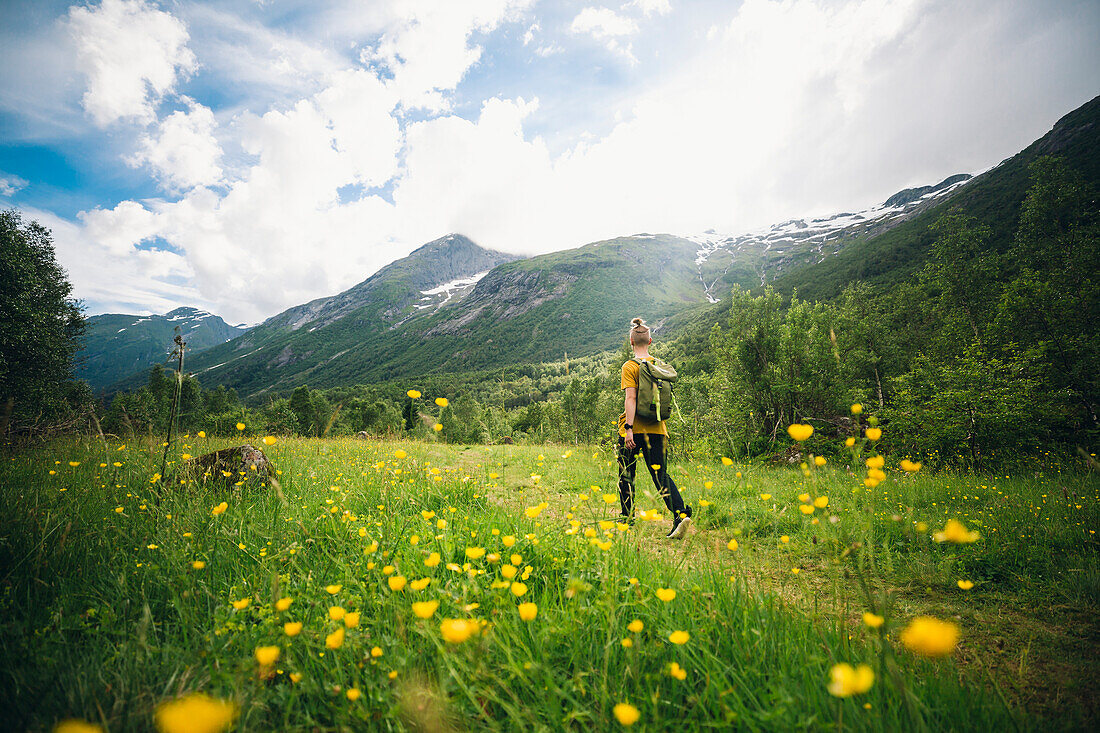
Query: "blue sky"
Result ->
[[0, 0, 1097, 324]]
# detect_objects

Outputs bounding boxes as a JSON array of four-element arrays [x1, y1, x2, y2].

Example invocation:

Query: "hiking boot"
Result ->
[[667, 507, 692, 539]]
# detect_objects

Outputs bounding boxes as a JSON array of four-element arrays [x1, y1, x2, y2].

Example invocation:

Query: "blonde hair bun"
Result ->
[[631, 317, 646, 329]]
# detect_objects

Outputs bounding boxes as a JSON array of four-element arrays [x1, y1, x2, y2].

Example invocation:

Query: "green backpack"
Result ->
[[631, 357, 678, 422]]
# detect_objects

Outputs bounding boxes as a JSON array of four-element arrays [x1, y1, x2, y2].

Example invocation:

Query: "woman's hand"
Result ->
[[624, 428, 635, 450]]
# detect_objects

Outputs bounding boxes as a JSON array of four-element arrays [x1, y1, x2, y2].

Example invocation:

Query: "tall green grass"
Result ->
[[2, 435, 1094, 731]]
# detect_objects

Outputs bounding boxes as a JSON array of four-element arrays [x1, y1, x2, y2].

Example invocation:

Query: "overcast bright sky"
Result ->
[[0, 0, 1097, 324]]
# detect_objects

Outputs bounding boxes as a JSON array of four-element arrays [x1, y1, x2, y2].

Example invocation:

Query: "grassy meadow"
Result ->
[[1, 431, 1097, 731]]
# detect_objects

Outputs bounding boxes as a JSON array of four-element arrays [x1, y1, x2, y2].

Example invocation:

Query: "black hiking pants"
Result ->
[[617, 433, 688, 519]]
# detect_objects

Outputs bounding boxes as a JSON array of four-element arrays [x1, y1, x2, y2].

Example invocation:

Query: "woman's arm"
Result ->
[[624, 387, 637, 449]]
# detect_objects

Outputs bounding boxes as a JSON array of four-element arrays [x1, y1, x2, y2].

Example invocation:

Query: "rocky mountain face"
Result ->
[[77, 307, 248, 390]]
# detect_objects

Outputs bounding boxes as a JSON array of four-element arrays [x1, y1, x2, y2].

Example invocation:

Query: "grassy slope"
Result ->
[[2, 436, 1095, 731]]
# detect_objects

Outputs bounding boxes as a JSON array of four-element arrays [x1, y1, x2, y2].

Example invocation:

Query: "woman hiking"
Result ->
[[618, 317, 693, 539]]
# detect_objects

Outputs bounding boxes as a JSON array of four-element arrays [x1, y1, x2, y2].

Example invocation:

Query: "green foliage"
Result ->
[[885, 349, 1055, 466], [0, 209, 86, 432]]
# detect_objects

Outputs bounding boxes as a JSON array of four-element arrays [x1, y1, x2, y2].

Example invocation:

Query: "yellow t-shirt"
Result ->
[[618, 358, 668, 437]]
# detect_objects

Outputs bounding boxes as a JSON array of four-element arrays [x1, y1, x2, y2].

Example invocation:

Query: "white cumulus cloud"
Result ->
[[624, 0, 672, 17], [129, 99, 223, 193], [67, 0, 196, 127], [0, 174, 29, 197], [364, 0, 534, 111]]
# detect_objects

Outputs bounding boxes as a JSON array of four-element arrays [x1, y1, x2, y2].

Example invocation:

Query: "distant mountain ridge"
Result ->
[[92, 94, 1099, 400], [78, 307, 248, 390], [94, 183, 970, 398]]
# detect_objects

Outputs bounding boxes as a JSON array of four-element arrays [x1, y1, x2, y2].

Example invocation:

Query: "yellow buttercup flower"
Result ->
[[501, 565, 518, 579], [407, 390, 421, 399], [465, 546, 486, 560], [328, 606, 346, 621], [656, 588, 676, 602], [440, 618, 478, 643], [727, 538, 738, 551], [827, 663, 874, 697], [957, 580, 974, 590], [845, 437, 856, 447], [865, 455, 885, 469], [196, 431, 206, 438], [371, 646, 383, 658], [613, 703, 641, 726], [346, 688, 361, 701], [721, 456, 733, 466], [424, 552, 441, 567], [325, 627, 346, 650], [787, 424, 814, 441], [510, 582, 528, 597], [413, 600, 439, 618], [211, 502, 228, 516], [799, 504, 815, 515], [325, 584, 342, 595], [275, 597, 293, 611], [53, 721, 104, 733], [900, 459, 922, 472], [668, 662, 687, 680], [518, 602, 537, 621], [262, 436, 277, 446], [933, 519, 981, 543], [759, 493, 772, 500], [435, 397, 448, 407], [344, 612, 361, 628], [865, 427, 882, 441], [668, 630, 689, 645], [433, 423, 443, 432], [254, 645, 280, 666], [191, 561, 206, 570], [411, 577, 431, 591], [900, 616, 959, 657], [850, 403, 863, 414], [628, 619, 644, 633], [283, 621, 302, 636], [231, 598, 250, 610], [813, 496, 829, 508], [862, 612, 884, 628], [525, 503, 548, 518], [502, 535, 516, 547], [235, 423, 245, 432], [394, 449, 407, 459], [388, 576, 408, 591], [154, 693, 236, 733]]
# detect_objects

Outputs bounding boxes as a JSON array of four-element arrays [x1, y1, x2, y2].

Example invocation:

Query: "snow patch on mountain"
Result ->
[[687, 174, 972, 302]]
